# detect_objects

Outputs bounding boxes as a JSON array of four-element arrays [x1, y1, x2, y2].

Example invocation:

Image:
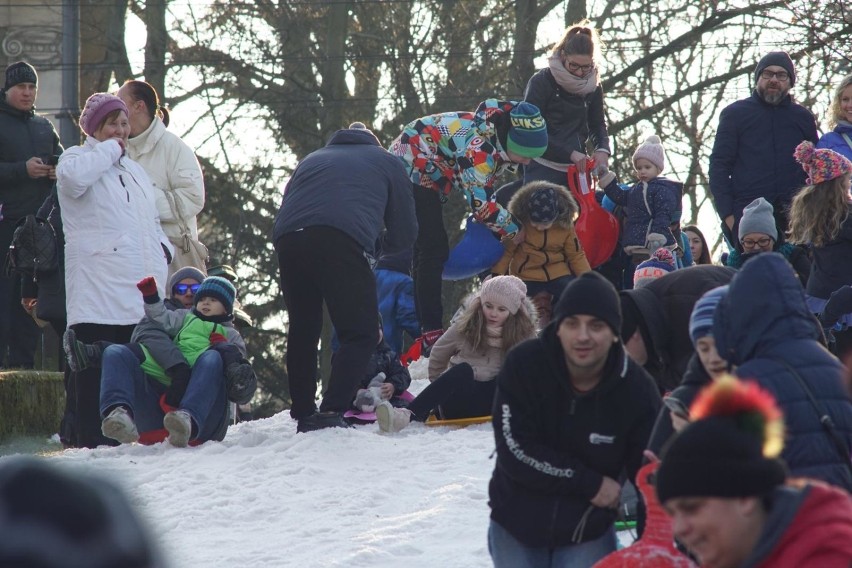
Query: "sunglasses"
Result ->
[[173, 283, 201, 295]]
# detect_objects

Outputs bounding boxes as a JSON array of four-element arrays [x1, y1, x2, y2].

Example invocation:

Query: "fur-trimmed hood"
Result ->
[[507, 180, 579, 229]]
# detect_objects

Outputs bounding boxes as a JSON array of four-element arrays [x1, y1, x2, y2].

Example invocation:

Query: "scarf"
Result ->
[[486, 324, 503, 349], [548, 54, 599, 96]]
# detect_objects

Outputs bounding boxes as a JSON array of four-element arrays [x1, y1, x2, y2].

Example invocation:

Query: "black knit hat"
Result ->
[[528, 185, 560, 224], [4, 61, 37, 90], [656, 378, 788, 503], [553, 272, 621, 334], [754, 51, 795, 86]]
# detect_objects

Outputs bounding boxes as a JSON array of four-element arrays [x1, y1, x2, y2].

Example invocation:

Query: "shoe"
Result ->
[[296, 411, 353, 433], [375, 401, 412, 433], [101, 406, 139, 444], [164, 410, 193, 448], [63, 328, 103, 372]]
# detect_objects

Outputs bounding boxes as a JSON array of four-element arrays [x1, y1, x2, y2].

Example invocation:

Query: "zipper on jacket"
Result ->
[[118, 174, 129, 202]]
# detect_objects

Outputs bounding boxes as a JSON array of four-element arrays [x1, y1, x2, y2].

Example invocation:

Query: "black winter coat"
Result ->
[[621, 265, 735, 393], [523, 69, 610, 162], [489, 328, 661, 547], [362, 342, 411, 396], [714, 253, 852, 491], [806, 211, 852, 300]]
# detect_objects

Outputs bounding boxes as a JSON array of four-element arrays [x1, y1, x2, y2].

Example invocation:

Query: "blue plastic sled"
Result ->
[[442, 217, 505, 281]]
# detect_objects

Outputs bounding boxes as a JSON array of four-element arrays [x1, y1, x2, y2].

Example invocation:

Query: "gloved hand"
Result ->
[[164, 363, 192, 408], [136, 276, 158, 297], [595, 166, 616, 188], [209, 332, 227, 344], [420, 329, 445, 358], [645, 233, 667, 253], [225, 361, 257, 404]]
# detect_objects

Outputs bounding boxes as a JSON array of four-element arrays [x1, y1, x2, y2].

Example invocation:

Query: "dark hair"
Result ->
[[683, 225, 712, 265], [552, 20, 601, 61], [121, 79, 170, 127]]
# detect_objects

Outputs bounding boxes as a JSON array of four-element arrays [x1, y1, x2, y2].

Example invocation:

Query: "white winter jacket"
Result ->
[[57, 137, 173, 326], [126, 117, 205, 241]]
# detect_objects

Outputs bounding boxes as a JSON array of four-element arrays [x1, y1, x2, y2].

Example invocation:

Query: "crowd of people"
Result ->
[[2, 18, 852, 566]]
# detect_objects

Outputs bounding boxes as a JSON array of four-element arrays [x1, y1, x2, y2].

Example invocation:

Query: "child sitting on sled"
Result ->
[[350, 315, 413, 413]]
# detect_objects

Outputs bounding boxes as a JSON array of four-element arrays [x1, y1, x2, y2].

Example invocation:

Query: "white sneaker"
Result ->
[[376, 401, 412, 433], [101, 406, 139, 444], [164, 410, 193, 448]]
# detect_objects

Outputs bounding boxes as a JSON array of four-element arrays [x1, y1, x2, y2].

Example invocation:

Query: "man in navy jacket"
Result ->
[[709, 51, 818, 250], [272, 123, 417, 433]]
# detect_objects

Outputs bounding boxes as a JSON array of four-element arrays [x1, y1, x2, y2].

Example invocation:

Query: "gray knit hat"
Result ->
[[167, 266, 207, 296], [738, 198, 778, 241]]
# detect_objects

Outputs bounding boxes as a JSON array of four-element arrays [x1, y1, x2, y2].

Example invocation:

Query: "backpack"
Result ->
[[4, 214, 59, 280]]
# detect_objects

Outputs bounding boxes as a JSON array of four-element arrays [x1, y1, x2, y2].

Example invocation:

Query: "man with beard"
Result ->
[[709, 51, 818, 250]]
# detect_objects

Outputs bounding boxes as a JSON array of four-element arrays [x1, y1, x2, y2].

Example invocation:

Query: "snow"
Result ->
[[0, 358, 634, 567]]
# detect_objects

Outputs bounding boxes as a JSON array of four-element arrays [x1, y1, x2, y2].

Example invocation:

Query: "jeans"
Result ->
[[100, 345, 228, 443], [488, 519, 616, 568]]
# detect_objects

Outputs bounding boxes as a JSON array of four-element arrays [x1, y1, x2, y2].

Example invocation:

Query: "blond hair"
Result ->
[[456, 295, 537, 354], [551, 20, 601, 63], [828, 75, 852, 129], [787, 176, 851, 247]]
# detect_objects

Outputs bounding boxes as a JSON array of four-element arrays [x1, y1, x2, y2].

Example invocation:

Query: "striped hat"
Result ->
[[507, 102, 548, 159], [689, 285, 729, 346], [794, 141, 852, 185], [195, 276, 236, 315], [633, 248, 675, 288]]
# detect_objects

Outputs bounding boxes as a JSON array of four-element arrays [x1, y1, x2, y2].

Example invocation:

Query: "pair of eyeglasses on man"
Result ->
[[173, 283, 201, 295], [741, 237, 773, 248], [566, 60, 595, 74], [760, 70, 789, 81]]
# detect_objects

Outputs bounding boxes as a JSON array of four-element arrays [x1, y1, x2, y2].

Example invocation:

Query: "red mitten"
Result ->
[[210, 332, 227, 344], [159, 393, 178, 414], [137, 276, 158, 297]]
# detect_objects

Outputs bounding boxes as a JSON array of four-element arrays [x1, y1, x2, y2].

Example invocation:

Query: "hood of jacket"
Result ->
[[714, 253, 819, 366], [507, 180, 579, 229]]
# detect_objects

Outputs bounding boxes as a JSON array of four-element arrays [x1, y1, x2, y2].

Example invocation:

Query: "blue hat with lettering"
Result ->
[[507, 102, 548, 159]]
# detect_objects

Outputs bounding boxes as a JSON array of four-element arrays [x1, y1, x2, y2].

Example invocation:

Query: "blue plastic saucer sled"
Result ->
[[442, 217, 504, 281]]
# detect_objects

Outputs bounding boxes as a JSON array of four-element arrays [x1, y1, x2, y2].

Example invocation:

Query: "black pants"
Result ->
[[407, 363, 496, 420], [0, 219, 40, 369], [275, 227, 379, 419], [412, 184, 449, 332], [69, 323, 134, 448]]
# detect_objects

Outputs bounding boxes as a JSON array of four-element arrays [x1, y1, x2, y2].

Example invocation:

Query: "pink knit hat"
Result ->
[[632, 134, 666, 173], [79, 93, 128, 137], [480, 275, 527, 314], [794, 141, 852, 185]]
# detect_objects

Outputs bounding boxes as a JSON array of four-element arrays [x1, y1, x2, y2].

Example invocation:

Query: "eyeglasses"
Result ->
[[565, 60, 594, 75], [760, 70, 789, 81], [741, 237, 773, 248], [173, 283, 201, 295]]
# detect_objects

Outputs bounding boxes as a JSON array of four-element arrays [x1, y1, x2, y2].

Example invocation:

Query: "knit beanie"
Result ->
[[754, 51, 796, 86], [656, 376, 787, 503], [507, 101, 548, 159], [794, 141, 852, 185], [527, 184, 560, 224], [167, 266, 207, 296], [195, 276, 236, 315], [633, 248, 676, 288], [738, 197, 778, 241], [553, 271, 621, 334], [79, 93, 129, 137], [480, 275, 527, 315], [632, 134, 666, 173], [4, 61, 37, 90], [688, 285, 729, 346]]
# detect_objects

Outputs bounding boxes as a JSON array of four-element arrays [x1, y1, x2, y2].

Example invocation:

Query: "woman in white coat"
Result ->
[[57, 92, 172, 448], [117, 80, 206, 276]]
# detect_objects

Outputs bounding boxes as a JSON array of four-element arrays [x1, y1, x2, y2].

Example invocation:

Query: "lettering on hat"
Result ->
[[511, 116, 545, 129]]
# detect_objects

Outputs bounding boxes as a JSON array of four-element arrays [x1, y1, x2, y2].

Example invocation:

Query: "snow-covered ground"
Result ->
[[0, 358, 634, 567]]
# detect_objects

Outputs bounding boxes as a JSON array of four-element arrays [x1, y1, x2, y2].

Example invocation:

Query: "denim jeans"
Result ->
[[100, 345, 228, 443], [488, 519, 616, 568]]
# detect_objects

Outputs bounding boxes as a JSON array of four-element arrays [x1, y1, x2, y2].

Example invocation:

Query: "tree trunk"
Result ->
[[144, 0, 167, 95]]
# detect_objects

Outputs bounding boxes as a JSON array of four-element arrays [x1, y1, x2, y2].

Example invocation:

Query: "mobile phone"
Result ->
[[45, 155, 60, 166], [663, 396, 690, 419]]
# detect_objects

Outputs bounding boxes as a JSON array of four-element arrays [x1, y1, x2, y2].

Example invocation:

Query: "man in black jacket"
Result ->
[[0, 61, 62, 369], [489, 272, 661, 566], [272, 123, 417, 433]]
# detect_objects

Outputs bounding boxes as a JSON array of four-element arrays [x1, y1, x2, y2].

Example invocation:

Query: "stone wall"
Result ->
[[0, 370, 63, 441]]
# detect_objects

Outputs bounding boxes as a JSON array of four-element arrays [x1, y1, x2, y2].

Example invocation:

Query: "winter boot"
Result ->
[[296, 411, 353, 433], [101, 406, 139, 444], [164, 410, 193, 448], [63, 328, 104, 372], [376, 401, 412, 433]]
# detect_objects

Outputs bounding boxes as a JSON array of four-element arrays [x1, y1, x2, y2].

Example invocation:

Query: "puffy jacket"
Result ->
[[714, 253, 852, 491], [375, 267, 419, 355], [489, 328, 661, 547], [57, 138, 172, 327], [816, 121, 852, 162], [362, 342, 411, 396], [273, 128, 416, 257], [709, 92, 818, 221], [390, 99, 523, 238], [523, 68, 610, 165], [492, 181, 591, 281], [125, 117, 205, 241], [602, 176, 681, 251], [0, 98, 61, 220]]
